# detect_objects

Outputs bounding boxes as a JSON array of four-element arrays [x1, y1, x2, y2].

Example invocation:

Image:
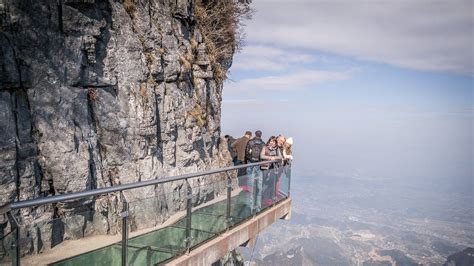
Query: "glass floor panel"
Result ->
[[51, 192, 288, 265]]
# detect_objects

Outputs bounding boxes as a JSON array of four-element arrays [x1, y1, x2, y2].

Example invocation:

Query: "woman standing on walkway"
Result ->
[[260, 136, 281, 208]]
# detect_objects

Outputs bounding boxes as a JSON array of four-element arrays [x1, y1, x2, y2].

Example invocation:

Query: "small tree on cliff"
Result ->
[[195, 0, 253, 82]]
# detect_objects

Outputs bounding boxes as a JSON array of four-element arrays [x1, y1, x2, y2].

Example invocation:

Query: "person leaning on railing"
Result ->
[[276, 135, 286, 158], [283, 137, 293, 161], [275, 135, 293, 196], [260, 136, 281, 169], [281, 137, 293, 197], [259, 136, 282, 206]]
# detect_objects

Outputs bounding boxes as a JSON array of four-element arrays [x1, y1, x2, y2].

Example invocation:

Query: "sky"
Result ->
[[221, 0, 473, 189]]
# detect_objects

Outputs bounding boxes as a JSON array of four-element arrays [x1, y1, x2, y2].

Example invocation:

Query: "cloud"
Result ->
[[225, 69, 352, 91], [222, 99, 259, 105], [231, 45, 315, 72], [222, 99, 291, 105], [245, 0, 474, 75]]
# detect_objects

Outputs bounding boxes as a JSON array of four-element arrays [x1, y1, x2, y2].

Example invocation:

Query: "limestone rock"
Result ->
[[0, 0, 234, 258]]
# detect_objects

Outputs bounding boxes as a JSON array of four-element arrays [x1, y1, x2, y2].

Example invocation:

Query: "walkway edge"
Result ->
[[167, 198, 292, 266]]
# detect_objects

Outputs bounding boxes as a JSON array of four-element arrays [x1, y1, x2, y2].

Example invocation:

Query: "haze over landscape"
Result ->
[[0, 0, 471, 265], [222, 0, 473, 264]]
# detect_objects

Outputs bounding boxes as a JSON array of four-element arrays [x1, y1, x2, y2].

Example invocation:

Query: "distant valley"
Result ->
[[239, 175, 473, 265]]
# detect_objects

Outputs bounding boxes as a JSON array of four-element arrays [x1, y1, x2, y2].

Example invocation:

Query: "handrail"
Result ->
[[0, 159, 284, 215]]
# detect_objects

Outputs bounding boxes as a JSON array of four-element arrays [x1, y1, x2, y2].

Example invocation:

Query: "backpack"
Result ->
[[246, 138, 265, 162]]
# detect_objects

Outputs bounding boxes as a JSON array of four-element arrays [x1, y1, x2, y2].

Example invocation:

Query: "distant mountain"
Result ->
[[253, 237, 352, 266], [255, 246, 307, 265], [362, 260, 392, 266], [443, 248, 474, 266], [377, 250, 419, 266]]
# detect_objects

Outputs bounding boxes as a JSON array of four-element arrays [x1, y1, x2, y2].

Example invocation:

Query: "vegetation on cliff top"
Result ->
[[195, 0, 253, 82]]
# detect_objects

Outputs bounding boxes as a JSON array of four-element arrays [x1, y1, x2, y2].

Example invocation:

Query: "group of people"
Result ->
[[226, 131, 293, 166], [224, 131, 293, 212]]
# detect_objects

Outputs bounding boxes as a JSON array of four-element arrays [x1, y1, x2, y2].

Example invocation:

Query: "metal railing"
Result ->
[[0, 159, 291, 266]]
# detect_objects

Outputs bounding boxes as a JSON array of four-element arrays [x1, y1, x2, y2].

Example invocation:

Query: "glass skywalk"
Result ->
[[0, 161, 291, 265]]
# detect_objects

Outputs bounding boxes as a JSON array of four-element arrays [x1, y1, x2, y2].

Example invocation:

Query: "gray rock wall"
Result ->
[[0, 0, 232, 256]]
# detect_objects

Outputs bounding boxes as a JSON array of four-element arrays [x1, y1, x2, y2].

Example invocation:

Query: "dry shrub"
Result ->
[[144, 51, 156, 67], [213, 65, 226, 82], [194, 0, 252, 83], [100, 143, 108, 155], [185, 50, 194, 64], [123, 0, 136, 18], [87, 87, 98, 102], [188, 104, 206, 127], [179, 54, 192, 71], [192, 75, 200, 89], [147, 75, 157, 85], [139, 83, 147, 98], [190, 37, 198, 51]]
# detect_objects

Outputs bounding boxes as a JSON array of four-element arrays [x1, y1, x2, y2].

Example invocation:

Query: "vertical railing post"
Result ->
[[225, 171, 232, 229], [6, 211, 19, 266], [185, 179, 193, 253], [253, 166, 258, 216], [271, 163, 278, 205], [287, 162, 291, 197], [120, 192, 129, 266]]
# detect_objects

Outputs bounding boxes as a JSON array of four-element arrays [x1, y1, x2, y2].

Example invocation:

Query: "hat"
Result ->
[[285, 137, 293, 145]]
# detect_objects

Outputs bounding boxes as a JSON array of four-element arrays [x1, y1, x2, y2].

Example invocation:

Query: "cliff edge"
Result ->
[[0, 0, 243, 255]]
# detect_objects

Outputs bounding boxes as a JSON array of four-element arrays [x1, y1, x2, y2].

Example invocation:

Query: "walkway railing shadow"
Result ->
[[0, 159, 291, 265]]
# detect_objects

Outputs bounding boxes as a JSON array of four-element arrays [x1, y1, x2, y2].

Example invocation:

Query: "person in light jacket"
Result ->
[[231, 131, 252, 165], [260, 136, 281, 208], [282, 137, 293, 160]]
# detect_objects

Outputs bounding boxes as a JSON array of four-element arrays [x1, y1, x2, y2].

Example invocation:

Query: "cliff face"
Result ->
[[0, 0, 232, 254]]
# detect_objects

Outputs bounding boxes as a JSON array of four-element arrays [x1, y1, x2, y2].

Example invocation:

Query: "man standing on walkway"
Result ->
[[224, 135, 237, 164], [246, 130, 265, 164], [231, 131, 252, 166], [231, 131, 252, 207], [245, 130, 265, 212]]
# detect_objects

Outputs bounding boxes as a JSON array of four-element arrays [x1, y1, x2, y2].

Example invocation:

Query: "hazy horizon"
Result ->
[[222, 0, 473, 187], [222, 2, 472, 263]]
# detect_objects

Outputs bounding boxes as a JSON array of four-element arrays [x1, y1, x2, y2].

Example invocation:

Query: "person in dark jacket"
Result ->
[[245, 130, 266, 211], [245, 130, 265, 163], [224, 135, 237, 163]]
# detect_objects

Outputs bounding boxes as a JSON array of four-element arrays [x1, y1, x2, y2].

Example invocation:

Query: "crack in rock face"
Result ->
[[0, 0, 234, 257]]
